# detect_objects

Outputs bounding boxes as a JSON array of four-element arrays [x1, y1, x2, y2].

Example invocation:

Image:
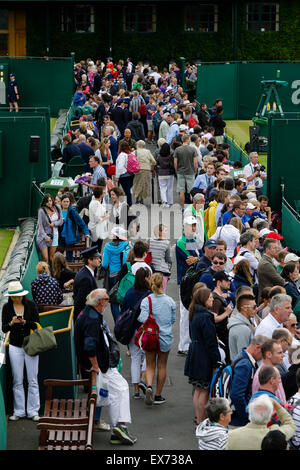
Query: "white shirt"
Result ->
[[210, 225, 241, 258], [254, 313, 282, 338], [243, 162, 266, 189], [116, 152, 128, 178]]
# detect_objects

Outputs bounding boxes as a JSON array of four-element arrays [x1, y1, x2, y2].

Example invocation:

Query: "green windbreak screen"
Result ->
[[282, 199, 300, 253], [196, 62, 300, 120], [0, 56, 74, 116]]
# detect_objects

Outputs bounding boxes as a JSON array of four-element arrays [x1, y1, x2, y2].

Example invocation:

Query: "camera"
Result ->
[[254, 164, 266, 173]]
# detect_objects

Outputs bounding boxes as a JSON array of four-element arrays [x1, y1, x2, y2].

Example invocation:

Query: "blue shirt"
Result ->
[[166, 122, 179, 145], [193, 173, 216, 190], [90, 164, 107, 191]]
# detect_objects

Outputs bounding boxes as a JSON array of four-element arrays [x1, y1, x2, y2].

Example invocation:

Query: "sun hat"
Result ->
[[111, 225, 128, 240], [5, 281, 29, 297]]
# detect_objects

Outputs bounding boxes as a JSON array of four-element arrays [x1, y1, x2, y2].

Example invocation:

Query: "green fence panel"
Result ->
[[0, 56, 74, 117], [196, 61, 300, 120], [196, 63, 238, 120], [282, 199, 300, 253], [267, 113, 300, 212], [0, 110, 50, 227]]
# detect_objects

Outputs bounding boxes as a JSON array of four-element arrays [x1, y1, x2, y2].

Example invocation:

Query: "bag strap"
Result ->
[[148, 295, 153, 317]]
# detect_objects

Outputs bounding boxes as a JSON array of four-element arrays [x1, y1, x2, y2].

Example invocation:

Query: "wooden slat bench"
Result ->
[[37, 372, 97, 450]]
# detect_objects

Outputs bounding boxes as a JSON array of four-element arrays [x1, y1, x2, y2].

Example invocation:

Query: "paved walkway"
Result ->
[[6, 142, 199, 450]]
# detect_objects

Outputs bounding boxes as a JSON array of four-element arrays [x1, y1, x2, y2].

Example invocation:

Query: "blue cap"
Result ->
[[170, 98, 177, 103], [204, 239, 217, 248], [10, 73, 15, 77]]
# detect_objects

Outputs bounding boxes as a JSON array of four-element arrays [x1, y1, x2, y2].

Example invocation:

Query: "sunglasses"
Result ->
[[212, 260, 225, 265], [290, 323, 297, 327]]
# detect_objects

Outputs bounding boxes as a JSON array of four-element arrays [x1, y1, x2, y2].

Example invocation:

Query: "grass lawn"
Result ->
[[0, 229, 14, 269], [50, 118, 57, 133], [226, 120, 267, 169]]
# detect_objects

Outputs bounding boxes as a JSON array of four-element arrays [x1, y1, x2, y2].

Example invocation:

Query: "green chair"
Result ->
[[64, 156, 86, 180]]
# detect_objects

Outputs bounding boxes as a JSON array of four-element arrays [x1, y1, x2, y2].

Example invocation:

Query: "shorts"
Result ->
[[146, 120, 153, 131], [177, 174, 195, 194]]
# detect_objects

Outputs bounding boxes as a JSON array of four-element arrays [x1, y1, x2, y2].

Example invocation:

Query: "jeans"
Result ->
[[119, 174, 134, 207], [9, 345, 40, 417]]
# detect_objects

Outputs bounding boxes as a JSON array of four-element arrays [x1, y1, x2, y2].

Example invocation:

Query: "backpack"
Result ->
[[116, 262, 136, 304], [209, 355, 252, 404], [134, 296, 161, 353], [180, 263, 210, 310], [138, 104, 147, 117], [114, 291, 150, 345], [126, 152, 141, 174], [271, 211, 282, 232], [188, 115, 197, 128]]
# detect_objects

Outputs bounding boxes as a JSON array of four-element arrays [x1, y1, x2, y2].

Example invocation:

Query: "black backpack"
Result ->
[[180, 263, 210, 310]]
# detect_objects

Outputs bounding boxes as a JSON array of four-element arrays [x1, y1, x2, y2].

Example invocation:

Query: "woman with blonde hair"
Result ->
[[51, 251, 75, 290], [31, 261, 63, 306], [132, 140, 156, 204], [98, 138, 113, 174], [137, 273, 176, 405]]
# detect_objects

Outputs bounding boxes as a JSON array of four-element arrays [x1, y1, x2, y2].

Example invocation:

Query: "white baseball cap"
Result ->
[[184, 216, 198, 225], [259, 228, 271, 238], [284, 253, 300, 263]]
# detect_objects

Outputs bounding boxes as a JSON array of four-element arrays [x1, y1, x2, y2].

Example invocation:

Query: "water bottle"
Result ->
[[276, 69, 280, 79], [117, 358, 123, 373]]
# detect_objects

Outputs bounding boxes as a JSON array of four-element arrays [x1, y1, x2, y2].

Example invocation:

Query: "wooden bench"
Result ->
[[57, 237, 90, 273], [37, 372, 97, 450]]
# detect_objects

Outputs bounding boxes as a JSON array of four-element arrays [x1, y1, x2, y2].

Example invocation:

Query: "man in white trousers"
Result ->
[[74, 288, 136, 445]]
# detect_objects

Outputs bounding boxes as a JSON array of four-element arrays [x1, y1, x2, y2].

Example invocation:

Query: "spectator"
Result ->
[[237, 231, 259, 280], [210, 217, 242, 258], [51, 251, 76, 290], [272, 328, 293, 377], [157, 142, 175, 208], [228, 293, 257, 362], [196, 398, 231, 450], [230, 335, 268, 427], [74, 288, 136, 445], [62, 133, 82, 164], [211, 270, 233, 362], [209, 106, 226, 145], [77, 134, 95, 171], [149, 224, 172, 292], [88, 186, 109, 253], [31, 261, 63, 307], [36, 193, 63, 264], [2, 281, 40, 421], [255, 293, 293, 338], [137, 273, 176, 405], [261, 430, 288, 450], [192, 162, 216, 195], [120, 267, 152, 399], [288, 366, 300, 449], [281, 263, 300, 308], [197, 239, 217, 270], [257, 238, 286, 296], [199, 251, 228, 291], [251, 339, 286, 402], [231, 258, 253, 292], [227, 392, 295, 450], [173, 134, 198, 211], [132, 140, 156, 204], [243, 152, 267, 198], [126, 111, 145, 141], [116, 141, 135, 206], [184, 192, 207, 249], [118, 128, 137, 151], [184, 287, 221, 424]]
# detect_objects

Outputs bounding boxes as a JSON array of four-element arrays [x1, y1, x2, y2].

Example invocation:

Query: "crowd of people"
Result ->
[[2, 56, 300, 450]]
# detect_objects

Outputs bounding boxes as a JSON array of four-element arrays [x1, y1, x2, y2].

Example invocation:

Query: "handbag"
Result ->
[[23, 323, 57, 356], [102, 324, 120, 368], [96, 372, 111, 407], [134, 296, 161, 353]]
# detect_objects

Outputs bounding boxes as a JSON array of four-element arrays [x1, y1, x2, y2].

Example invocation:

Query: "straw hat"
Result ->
[[5, 281, 29, 297]]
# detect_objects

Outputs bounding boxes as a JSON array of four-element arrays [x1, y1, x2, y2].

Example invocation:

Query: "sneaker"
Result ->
[[133, 392, 141, 399], [112, 425, 137, 445], [154, 395, 166, 405], [177, 350, 188, 356], [138, 381, 147, 395], [109, 433, 123, 445], [9, 415, 21, 421], [95, 421, 110, 432], [145, 386, 153, 406], [31, 415, 40, 422]]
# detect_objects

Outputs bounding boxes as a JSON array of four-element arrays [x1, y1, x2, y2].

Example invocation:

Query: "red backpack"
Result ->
[[134, 296, 161, 353], [188, 115, 197, 128]]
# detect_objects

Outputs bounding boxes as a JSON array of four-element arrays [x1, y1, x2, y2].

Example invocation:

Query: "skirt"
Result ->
[[188, 377, 210, 390], [132, 170, 151, 199]]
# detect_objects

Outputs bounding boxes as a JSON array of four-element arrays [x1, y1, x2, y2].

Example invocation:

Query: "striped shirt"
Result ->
[[149, 238, 172, 275], [289, 392, 300, 447]]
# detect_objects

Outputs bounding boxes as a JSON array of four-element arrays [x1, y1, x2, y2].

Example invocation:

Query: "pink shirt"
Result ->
[[252, 362, 286, 402]]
